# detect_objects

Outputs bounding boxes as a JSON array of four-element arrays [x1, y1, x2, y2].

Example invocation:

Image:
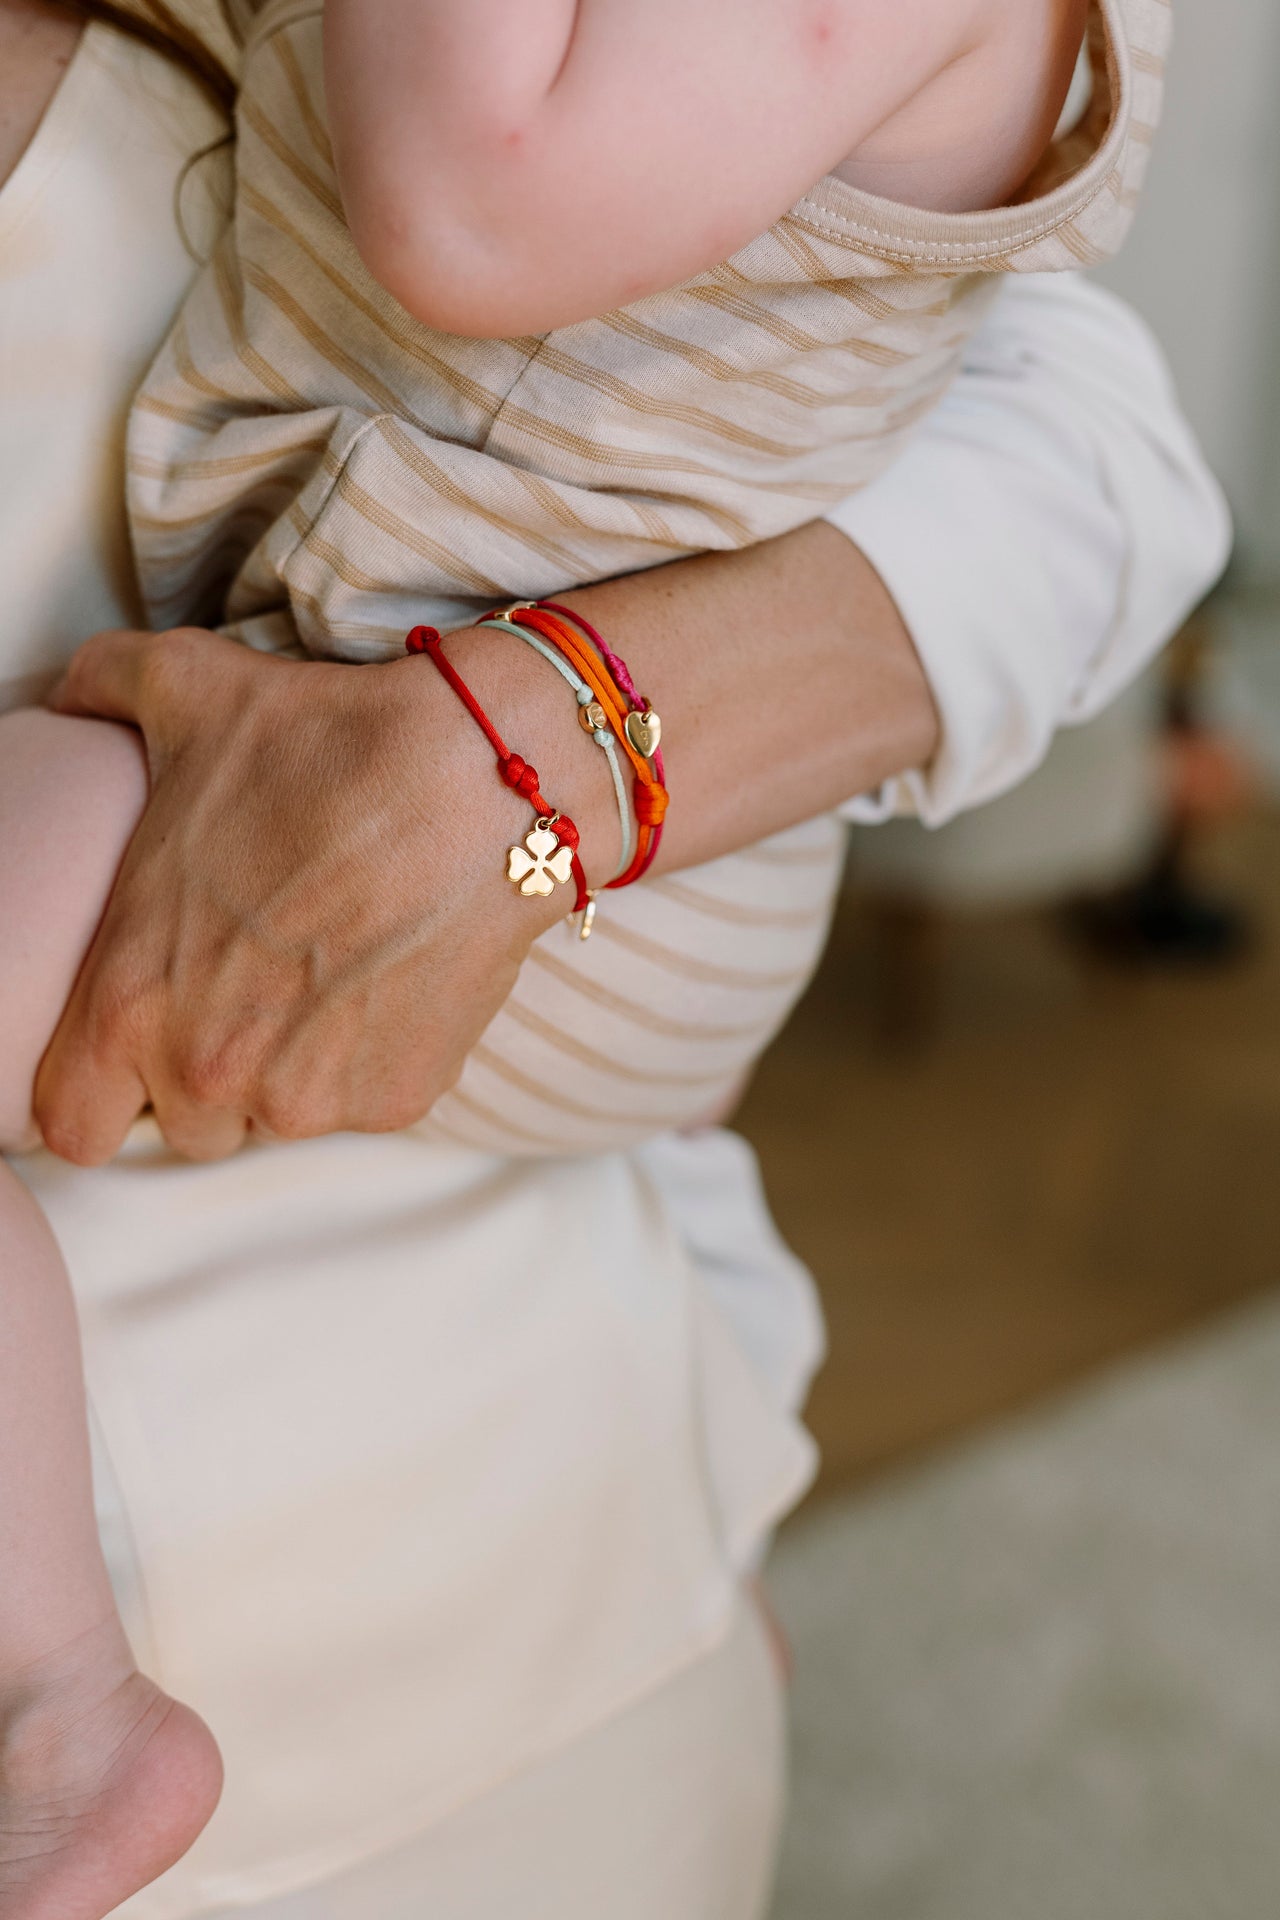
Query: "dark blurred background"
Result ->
[[743, 8, 1280, 1913]]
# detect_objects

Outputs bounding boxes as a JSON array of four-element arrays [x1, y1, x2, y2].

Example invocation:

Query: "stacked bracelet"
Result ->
[[539, 601, 667, 799], [405, 606, 668, 939], [475, 613, 637, 884], [405, 625, 590, 916], [490, 601, 668, 887]]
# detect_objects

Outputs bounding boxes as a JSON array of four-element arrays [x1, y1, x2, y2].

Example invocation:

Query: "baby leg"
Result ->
[[0, 710, 222, 1920]]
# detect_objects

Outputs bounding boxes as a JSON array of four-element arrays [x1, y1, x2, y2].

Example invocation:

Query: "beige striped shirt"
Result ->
[[120, 0, 1167, 1155]]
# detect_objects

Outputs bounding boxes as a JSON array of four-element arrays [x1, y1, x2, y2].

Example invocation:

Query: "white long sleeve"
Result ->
[[828, 274, 1232, 827]]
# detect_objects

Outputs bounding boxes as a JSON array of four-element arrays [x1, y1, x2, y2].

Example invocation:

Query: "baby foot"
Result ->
[[0, 1622, 223, 1920]]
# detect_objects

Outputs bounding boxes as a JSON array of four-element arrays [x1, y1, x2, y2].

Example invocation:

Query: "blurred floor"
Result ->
[[736, 806, 1280, 1494], [738, 802, 1280, 1919], [766, 1289, 1280, 1920]]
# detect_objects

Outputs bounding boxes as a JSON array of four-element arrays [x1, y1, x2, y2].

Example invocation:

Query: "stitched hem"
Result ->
[[786, 0, 1140, 265]]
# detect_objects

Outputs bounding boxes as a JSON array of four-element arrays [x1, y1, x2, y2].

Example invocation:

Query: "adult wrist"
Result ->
[[423, 621, 623, 897]]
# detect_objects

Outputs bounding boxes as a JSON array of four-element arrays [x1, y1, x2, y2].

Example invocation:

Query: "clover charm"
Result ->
[[507, 822, 575, 897]]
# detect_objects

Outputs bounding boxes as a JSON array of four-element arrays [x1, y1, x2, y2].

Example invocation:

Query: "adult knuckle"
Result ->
[[178, 1047, 245, 1110], [256, 1087, 318, 1141], [372, 1090, 428, 1135], [36, 1112, 101, 1168], [148, 626, 217, 704], [135, 631, 181, 698], [91, 965, 156, 1052]]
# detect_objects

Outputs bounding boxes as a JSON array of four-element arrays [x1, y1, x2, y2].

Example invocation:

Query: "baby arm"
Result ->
[[0, 709, 225, 1917], [324, 0, 985, 336], [0, 709, 147, 1150]]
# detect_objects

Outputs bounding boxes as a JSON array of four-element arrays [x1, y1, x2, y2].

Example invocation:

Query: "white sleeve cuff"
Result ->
[[826, 275, 1231, 828]]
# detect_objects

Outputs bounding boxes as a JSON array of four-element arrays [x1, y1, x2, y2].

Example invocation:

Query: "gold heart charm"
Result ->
[[625, 708, 661, 758]]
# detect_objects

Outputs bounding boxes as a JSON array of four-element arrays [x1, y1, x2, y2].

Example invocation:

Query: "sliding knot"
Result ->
[[500, 753, 541, 801], [634, 785, 669, 828]]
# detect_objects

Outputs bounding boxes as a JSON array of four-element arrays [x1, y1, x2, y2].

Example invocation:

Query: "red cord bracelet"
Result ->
[[406, 626, 590, 915], [490, 604, 669, 886]]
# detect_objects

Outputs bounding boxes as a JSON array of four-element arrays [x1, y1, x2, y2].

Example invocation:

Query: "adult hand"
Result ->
[[33, 527, 937, 1167], [35, 625, 609, 1165]]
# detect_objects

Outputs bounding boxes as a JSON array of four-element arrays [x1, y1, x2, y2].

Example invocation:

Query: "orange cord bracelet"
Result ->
[[486, 603, 669, 889], [405, 625, 590, 915]]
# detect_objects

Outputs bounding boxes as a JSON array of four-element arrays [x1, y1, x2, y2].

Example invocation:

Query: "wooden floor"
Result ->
[[736, 808, 1280, 1497]]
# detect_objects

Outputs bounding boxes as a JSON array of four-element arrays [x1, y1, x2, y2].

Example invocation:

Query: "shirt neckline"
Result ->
[[0, 21, 108, 253]]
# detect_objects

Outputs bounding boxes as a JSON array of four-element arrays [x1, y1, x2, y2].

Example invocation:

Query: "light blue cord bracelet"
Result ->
[[477, 616, 635, 884]]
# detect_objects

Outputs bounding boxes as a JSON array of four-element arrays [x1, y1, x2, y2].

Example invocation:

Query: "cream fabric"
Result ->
[[832, 274, 1231, 827], [128, 0, 1169, 642], [0, 22, 228, 712], [21, 1125, 811, 1918], [115, 0, 1168, 1161], [0, 27, 817, 1915], [198, 1591, 784, 1920]]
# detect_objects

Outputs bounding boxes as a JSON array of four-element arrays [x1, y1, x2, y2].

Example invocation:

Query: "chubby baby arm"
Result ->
[[325, 0, 984, 337], [0, 709, 147, 1151]]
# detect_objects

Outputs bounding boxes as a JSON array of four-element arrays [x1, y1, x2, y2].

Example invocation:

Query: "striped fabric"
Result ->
[[119, 0, 1167, 1155]]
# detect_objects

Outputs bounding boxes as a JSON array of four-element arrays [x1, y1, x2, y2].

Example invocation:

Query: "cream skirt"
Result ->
[[18, 1124, 817, 1918]]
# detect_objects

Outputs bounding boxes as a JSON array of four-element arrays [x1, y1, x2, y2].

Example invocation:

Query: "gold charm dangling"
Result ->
[[625, 708, 661, 758], [507, 818, 575, 897], [577, 891, 599, 941]]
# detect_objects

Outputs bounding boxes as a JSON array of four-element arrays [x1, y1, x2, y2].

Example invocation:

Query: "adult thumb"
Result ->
[[49, 627, 162, 727]]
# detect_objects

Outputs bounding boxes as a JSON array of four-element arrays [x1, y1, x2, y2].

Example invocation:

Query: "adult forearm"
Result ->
[[37, 274, 1225, 1162], [444, 520, 938, 884], [36, 523, 932, 1163], [568, 524, 938, 872]]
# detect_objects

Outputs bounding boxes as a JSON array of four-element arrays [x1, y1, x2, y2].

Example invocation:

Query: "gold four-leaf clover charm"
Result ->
[[507, 822, 575, 897]]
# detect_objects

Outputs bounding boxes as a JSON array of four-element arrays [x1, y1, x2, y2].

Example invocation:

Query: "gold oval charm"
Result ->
[[625, 708, 661, 758], [577, 700, 609, 735]]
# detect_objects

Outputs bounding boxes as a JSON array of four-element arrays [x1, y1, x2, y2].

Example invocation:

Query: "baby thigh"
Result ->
[[0, 710, 147, 1147]]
